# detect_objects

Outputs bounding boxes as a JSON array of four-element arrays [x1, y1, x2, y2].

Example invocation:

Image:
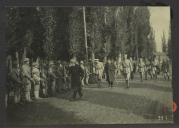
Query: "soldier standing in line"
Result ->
[[122, 54, 132, 88], [80, 61, 85, 87], [144, 58, 150, 80], [48, 61, 57, 96], [129, 57, 134, 80], [21, 58, 34, 102], [63, 62, 71, 91], [138, 58, 145, 82], [84, 61, 90, 85], [8, 61, 23, 104], [152, 58, 158, 79], [32, 62, 41, 99], [40, 64, 48, 97], [95, 59, 104, 88], [56, 60, 64, 92]]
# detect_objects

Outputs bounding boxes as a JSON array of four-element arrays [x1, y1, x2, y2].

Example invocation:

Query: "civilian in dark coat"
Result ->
[[105, 59, 116, 88], [69, 60, 84, 99]]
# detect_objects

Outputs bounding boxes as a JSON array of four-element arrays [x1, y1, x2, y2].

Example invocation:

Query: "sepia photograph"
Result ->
[[5, 6, 172, 125]]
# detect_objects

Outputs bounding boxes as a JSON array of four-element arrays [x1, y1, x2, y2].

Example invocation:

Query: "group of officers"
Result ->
[[94, 54, 171, 88], [5, 54, 171, 107]]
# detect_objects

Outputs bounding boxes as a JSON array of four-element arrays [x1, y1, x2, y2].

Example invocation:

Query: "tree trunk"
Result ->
[[83, 7, 88, 62]]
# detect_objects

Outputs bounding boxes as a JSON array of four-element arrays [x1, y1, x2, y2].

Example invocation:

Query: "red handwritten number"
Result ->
[[173, 101, 177, 112]]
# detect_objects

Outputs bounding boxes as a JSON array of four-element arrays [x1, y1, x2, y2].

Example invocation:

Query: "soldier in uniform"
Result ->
[[144, 58, 150, 80], [40, 64, 48, 97], [122, 54, 132, 88], [32, 62, 41, 99], [8, 61, 23, 104], [161, 58, 170, 80], [63, 62, 71, 90], [80, 61, 85, 87], [48, 61, 57, 96], [152, 58, 158, 79], [56, 60, 64, 92], [138, 58, 145, 82], [129, 57, 134, 80], [105, 59, 116, 88], [21, 58, 34, 102], [84, 61, 90, 85], [69, 59, 84, 100], [94, 59, 104, 88]]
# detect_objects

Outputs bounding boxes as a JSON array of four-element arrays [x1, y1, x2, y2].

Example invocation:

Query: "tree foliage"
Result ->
[[6, 7, 158, 62]]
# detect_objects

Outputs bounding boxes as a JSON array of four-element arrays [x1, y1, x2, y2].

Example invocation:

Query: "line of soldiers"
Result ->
[[5, 55, 171, 107], [6, 57, 87, 107]]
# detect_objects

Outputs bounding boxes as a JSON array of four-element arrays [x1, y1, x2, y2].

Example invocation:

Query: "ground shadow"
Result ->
[[6, 101, 89, 126], [82, 89, 173, 120]]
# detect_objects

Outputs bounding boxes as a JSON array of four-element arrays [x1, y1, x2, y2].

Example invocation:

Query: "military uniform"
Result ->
[[32, 62, 41, 99], [95, 60, 104, 87], [122, 55, 132, 88], [84, 63, 90, 85], [56, 61, 64, 92], [152, 59, 158, 79], [41, 67, 48, 97], [138, 59, 145, 82], [48, 61, 57, 96], [21, 58, 33, 102], [105, 60, 116, 88], [122, 59, 132, 80], [8, 65, 22, 104], [129, 58, 134, 80], [144, 59, 150, 80], [80, 61, 85, 87], [161, 59, 170, 80]]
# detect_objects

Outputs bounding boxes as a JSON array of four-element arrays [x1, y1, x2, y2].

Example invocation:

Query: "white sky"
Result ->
[[148, 6, 170, 52]]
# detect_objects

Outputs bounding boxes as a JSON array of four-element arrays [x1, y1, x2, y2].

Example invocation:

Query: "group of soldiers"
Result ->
[[5, 54, 171, 107], [6, 57, 85, 107], [93, 54, 171, 88]]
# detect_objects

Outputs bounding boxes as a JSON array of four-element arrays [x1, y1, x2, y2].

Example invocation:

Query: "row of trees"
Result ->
[[6, 7, 157, 63], [162, 29, 172, 59]]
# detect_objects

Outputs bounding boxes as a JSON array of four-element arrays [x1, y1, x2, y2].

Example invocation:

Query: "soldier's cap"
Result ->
[[70, 59, 76, 63], [94, 59, 99, 61], [32, 62, 38, 66], [80, 60, 84, 64], [49, 61, 54, 65], [24, 58, 29, 62]]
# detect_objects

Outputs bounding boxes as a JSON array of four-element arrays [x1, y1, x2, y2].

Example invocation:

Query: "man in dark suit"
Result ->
[[69, 59, 84, 100]]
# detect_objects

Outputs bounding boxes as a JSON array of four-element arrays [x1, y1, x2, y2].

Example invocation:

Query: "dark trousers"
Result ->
[[108, 81, 113, 87], [73, 87, 83, 99]]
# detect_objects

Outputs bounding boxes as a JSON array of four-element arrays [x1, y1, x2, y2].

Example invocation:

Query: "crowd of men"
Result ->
[[5, 54, 171, 107]]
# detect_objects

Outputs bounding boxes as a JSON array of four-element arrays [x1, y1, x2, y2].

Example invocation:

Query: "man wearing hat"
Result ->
[[32, 62, 41, 99], [69, 59, 84, 100], [22, 58, 34, 102]]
